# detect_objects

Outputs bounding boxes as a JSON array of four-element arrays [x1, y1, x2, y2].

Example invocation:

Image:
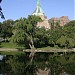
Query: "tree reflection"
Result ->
[[0, 53, 75, 75]]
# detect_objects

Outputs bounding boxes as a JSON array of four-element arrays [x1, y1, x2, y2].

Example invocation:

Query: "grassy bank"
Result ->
[[0, 42, 60, 50], [0, 42, 25, 48], [0, 51, 25, 55]]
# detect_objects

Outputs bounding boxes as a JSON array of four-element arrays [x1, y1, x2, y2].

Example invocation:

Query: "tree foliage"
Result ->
[[11, 15, 42, 49], [56, 36, 75, 48], [0, 20, 14, 41], [0, 17, 75, 49]]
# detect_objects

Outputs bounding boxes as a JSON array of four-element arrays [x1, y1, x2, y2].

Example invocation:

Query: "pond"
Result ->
[[0, 52, 75, 75]]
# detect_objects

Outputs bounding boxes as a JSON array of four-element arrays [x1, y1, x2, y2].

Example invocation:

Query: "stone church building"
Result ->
[[32, 0, 70, 29], [32, 0, 50, 29]]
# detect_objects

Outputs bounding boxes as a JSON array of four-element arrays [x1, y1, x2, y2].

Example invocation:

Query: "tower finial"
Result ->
[[37, 0, 40, 6], [32, 0, 45, 16]]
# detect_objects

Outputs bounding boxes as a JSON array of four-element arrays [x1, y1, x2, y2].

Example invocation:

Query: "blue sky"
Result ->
[[0, 0, 74, 22]]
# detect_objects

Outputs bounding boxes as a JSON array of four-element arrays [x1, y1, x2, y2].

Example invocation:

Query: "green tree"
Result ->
[[48, 24, 63, 47], [11, 15, 42, 49], [0, 20, 14, 41], [34, 27, 49, 48], [11, 15, 42, 63], [63, 20, 75, 40], [56, 36, 75, 49]]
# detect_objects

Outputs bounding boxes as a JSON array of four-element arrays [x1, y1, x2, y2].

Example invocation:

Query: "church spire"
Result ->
[[32, 0, 45, 16], [37, 0, 40, 7]]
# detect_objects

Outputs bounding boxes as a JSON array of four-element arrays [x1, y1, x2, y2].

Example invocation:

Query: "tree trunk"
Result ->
[[29, 38, 35, 64]]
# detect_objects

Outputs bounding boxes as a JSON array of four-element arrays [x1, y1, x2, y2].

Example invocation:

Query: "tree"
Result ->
[[0, 0, 5, 19], [48, 24, 63, 47], [0, 20, 14, 41], [0, 0, 2, 3], [56, 36, 75, 49], [0, 22, 2, 35], [11, 15, 42, 49], [11, 15, 42, 63], [58, 20, 75, 48], [34, 27, 49, 48], [63, 20, 75, 40]]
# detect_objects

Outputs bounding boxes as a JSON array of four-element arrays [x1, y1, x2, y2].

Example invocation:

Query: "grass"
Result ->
[[0, 42, 25, 48], [37, 46, 60, 50], [0, 42, 61, 53], [0, 51, 25, 55], [0, 42, 25, 55], [0, 42, 59, 50], [0, 42, 67, 55]]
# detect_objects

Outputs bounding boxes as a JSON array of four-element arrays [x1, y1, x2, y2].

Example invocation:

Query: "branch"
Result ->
[[0, 6, 2, 10], [0, 11, 5, 19], [0, 0, 2, 3]]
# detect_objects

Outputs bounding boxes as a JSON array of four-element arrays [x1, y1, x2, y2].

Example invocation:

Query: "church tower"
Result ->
[[32, 0, 50, 29], [32, 0, 45, 16]]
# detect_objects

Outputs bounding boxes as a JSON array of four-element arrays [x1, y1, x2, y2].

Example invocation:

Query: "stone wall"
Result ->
[[49, 16, 70, 26], [37, 16, 70, 29], [37, 19, 50, 29], [37, 15, 50, 29]]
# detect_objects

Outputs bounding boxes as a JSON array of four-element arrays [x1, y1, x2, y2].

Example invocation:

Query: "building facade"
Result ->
[[49, 16, 70, 26], [32, 0, 50, 29], [32, 0, 70, 29]]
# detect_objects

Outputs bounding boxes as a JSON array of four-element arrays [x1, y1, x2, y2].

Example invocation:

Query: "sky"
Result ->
[[0, 0, 74, 22]]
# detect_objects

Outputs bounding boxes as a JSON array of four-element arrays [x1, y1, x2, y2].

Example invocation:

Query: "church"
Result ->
[[32, 0, 50, 29], [32, 0, 70, 29]]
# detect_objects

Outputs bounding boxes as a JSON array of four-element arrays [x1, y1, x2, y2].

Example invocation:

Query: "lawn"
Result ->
[[0, 42, 25, 48], [0, 51, 25, 55], [0, 42, 66, 55], [0, 42, 61, 53], [0, 42, 59, 50], [37, 46, 60, 50]]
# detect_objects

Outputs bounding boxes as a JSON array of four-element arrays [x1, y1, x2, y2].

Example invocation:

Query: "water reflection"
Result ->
[[0, 55, 6, 61], [0, 55, 3, 60], [0, 53, 75, 75]]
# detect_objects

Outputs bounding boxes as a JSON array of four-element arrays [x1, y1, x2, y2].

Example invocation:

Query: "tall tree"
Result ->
[[56, 36, 75, 49], [63, 20, 75, 40], [34, 27, 49, 48], [0, 20, 14, 41], [48, 24, 63, 47], [11, 16, 42, 49], [11, 15, 42, 63]]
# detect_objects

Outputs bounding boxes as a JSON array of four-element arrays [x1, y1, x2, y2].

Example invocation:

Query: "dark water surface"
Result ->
[[0, 52, 75, 75]]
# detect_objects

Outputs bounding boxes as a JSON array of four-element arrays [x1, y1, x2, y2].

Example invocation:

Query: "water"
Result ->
[[0, 55, 3, 60], [0, 53, 75, 75]]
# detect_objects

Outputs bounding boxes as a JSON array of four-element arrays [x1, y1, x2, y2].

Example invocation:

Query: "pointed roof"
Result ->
[[32, 0, 45, 16]]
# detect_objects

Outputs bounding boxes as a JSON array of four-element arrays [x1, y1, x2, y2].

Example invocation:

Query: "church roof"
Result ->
[[32, 0, 45, 16]]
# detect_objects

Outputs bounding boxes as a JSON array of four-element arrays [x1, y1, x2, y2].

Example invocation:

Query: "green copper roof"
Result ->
[[32, 0, 45, 16], [37, 0, 40, 6]]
